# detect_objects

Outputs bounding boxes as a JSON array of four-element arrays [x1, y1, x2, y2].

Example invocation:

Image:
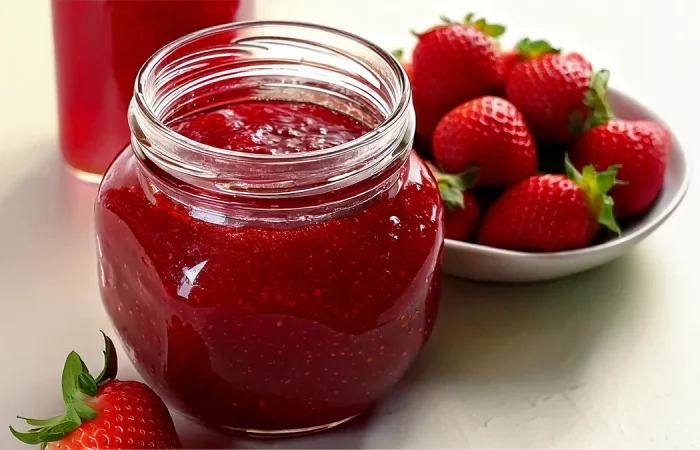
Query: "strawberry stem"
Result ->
[[515, 38, 560, 59], [565, 154, 622, 235], [95, 331, 118, 386], [15, 416, 64, 428], [436, 13, 506, 38], [439, 14, 456, 25], [465, 13, 506, 38], [9, 333, 119, 448], [428, 163, 479, 210], [583, 69, 614, 131], [415, 13, 506, 38]]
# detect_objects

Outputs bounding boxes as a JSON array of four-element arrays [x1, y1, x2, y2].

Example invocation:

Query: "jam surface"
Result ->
[[96, 101, 444, 431], [170, 101, 370, 154], [53, 0, 248, 176]]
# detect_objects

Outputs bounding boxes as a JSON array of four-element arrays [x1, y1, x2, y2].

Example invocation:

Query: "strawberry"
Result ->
[[478, 156, 622, 252], [505, 38, 593, 142], [429, 164, 480, 241], [496, 49, 519, 90], [411, 14, 506, 146], [11, 334, 181, 450], [444, 191, 479, 241], [391, 49, 414, 85], [432, 96, 537, 186], [569, 70, 672, 218], [500, 49, 519, 77]]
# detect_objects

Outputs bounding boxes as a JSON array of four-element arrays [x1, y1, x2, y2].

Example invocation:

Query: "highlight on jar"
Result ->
[[94, 21, 442, 436], [51, 0, 256, 183]]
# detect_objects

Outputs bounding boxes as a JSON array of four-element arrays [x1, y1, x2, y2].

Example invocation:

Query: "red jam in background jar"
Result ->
[[52, 0, 254, 181], [95, 22, 444, 435]]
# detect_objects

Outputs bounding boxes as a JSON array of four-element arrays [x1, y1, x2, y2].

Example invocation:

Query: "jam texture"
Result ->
[[96, 101, 443, 431], [170, 101, 370, 155], [52, 0, 248, 176]]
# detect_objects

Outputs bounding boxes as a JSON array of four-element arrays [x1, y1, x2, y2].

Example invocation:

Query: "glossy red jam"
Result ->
[[169, 101, 371, 155], [52, 0, 252, 178], [96, 100, 443, 432]]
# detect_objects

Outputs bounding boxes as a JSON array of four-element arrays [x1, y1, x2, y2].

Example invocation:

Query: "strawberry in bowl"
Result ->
[[398, 13, 689, 282], [440, 85, 688, 283]]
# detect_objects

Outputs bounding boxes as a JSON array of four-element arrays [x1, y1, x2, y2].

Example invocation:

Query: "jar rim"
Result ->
[[133, 20, 412, 164], [129, 19, 415, 220]]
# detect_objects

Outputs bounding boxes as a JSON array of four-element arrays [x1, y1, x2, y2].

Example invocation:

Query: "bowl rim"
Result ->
[[443, 87, 692, 259]]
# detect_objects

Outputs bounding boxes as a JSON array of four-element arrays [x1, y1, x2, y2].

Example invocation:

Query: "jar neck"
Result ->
[[128, 21, 413, 224]]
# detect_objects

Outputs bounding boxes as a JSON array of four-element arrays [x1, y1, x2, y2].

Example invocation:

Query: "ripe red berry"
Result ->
[[478, 157, 622, 252], [11, 334, 181, 450], [432, 96, 537, 186], [429, 164, 480, 241], [412, 14, 506, 147], [505, 38, 593, 143], [568, 70, 672, 218]]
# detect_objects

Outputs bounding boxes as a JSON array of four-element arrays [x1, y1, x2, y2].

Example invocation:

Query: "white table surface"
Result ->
[[1, 1, 699, 448]]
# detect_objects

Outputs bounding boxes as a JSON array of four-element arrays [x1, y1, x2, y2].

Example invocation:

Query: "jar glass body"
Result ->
[[51, 0, 254, 181], [95, 22, 444, 434]]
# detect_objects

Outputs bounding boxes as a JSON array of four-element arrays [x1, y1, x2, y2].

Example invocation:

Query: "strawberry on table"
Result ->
[[432, 96, 537, 186], [10, 333, 181, 450], [505, 38, 593, 142], [411, 13, 506, 147], [478, 156, 622, 252], [429, 163, 480, 241], [569, 70, 672, 218]]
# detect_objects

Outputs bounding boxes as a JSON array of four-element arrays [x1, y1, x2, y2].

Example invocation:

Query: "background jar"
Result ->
[[51, 0, 255, 181]]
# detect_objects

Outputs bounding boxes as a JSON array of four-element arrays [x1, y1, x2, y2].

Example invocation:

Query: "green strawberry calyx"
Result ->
[[439, 13, 506, 38], [583, 69, 614, 130], [10, 332, 118, 449], [569, 69, 615, 136], [428, 163, 479, 211], [565, 155, 623, 235], [390, 49, 404, 61], [515, 38, 561, 59]]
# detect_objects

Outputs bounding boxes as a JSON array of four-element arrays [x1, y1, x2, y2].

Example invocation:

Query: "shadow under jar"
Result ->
[[95, 22, 444, 435]]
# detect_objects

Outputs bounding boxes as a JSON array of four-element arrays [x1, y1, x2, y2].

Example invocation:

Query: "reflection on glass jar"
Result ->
[[51, 0, 254, 181], [95, 22, 444, 435]]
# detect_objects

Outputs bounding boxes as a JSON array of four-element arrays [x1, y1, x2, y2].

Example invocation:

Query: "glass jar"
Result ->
[[95, 22, 444, 435], [52, 0, 254, 182]]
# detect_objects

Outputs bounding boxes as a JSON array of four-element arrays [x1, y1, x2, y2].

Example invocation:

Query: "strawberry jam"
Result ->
[[52, 0, 252, 179], [95, 22, 443, 434], [169, 101, 371, 155]]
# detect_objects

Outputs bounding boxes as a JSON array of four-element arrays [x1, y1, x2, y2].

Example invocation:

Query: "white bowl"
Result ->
[[442, 88, 691, 283]]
